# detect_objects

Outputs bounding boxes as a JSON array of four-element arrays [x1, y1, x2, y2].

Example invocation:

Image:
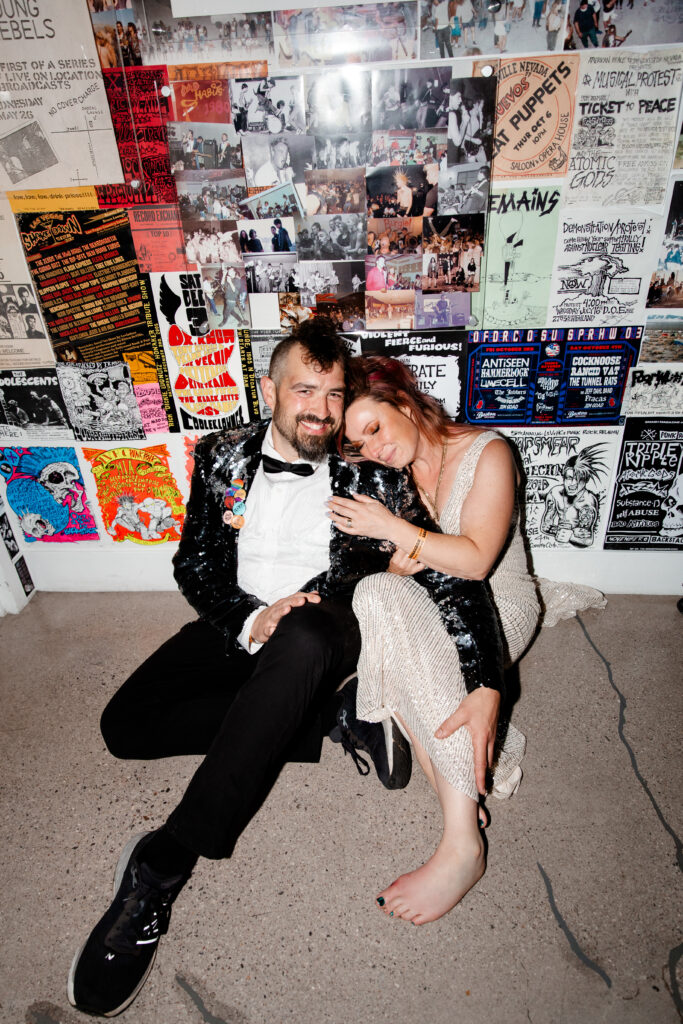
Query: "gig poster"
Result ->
[[500, 426, 620, 550], [491, 55, 579, 180], [622, 364, 683, 418], [56, 361, 145, 442], [0, 196, 53, 369], [0, 366, 71, 440], [603, 417, 683, 549], [0, 444, 98, 542], [465, 325, 642, 425], [547, 209, 662, 327], [152, 271, 260, 430], [82, 444, 185, 545], [0, 1, 123, 189], [565, 49, 683, 210], [341, 328, 467, 419], [236, 327, 280, 418], [483, 186, 562, 328], [101, 66, 176, 205]]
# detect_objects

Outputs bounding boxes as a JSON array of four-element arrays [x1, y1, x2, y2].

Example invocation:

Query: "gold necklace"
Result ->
[[417, 440, 447, 519]]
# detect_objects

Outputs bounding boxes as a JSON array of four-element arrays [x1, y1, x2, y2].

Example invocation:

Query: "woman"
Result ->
[[327, 357, 539, 925]]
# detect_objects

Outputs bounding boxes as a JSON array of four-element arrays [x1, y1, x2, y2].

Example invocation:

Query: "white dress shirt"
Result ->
[[237, 423, 332, 652]]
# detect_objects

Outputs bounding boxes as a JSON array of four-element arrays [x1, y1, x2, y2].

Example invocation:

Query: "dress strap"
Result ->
[[442, 431, 501, 535]]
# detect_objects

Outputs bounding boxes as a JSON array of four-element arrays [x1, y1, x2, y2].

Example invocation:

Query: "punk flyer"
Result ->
[[0, 366, 71, 440], [56, 361, 145, 442], [547, 209, 662, 327], [483, 186, 562, 328], [340, 328, 467, 419], [622, 364, 683, 419], [0, 2, 122, 189], [565, 49, 683, 210], [152, 271, 259, 431], [236, 328, 283, 418], [465, 325, 642, 425], [101, 66, 176, 204], [82, 444, 185, 545], [0, 194, 53, 368], [128, 205, 192, 274], [0, 444, 98, 542], [500, 426, 620, 550], [491, 55, 579, 180], [604, 417, 683, 549]]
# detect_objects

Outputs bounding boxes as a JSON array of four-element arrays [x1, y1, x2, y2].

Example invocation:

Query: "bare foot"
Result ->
[[376, 834, 485, 925]]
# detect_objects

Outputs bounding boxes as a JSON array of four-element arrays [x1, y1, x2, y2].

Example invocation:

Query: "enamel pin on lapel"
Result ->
[[223, 478, 246, 528]]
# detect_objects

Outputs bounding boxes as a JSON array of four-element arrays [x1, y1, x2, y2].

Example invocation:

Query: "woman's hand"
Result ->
[[387, 549, 425, 575], [435, 687, 501, 795], [326, 493, 399, 542]]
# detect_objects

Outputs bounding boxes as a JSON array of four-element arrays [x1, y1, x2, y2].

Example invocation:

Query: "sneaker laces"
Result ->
[[105, 863, 176, 956], [337, 729, 371, 777]]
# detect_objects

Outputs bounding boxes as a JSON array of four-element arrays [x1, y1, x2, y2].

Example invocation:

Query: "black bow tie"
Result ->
[[262, 453, 315, 477]]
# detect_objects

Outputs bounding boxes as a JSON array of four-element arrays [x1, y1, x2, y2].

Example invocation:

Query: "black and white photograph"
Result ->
[[313, 134, 372, 170], [200, 265, 250, 330], [438, 163, 490, 215], [368, 216, 423, 256], [419, 0, 569, 60], [372, 67, 451, 131], [56, 362, 145, 442], [273, 4, 417, 70], [244, 254, 299, 293], [296, 215, 366, 260], [365, 289, 416, 328], [0, 285, 47, 346], [447, 76, 496, 168], [238, 181, 304, 220], [0, 367, 72, 441], [0, 121, 58, 185], [237, 217, 297, 255], [366, 163, 436, 217], [304, 69, 372, 134], [133, 1, 272, 64], [303, 169, 366, 215], [369, 129, 447, 166], [293, 261, 365, 305], [175, 169, 248, 229], [414, 288, 471, 328], [241, 132, 315, 190], [184, 223, 241, 265], [229, 76, 306, 134], [167, 122, 242, 171], [366, 254, 422, 290]]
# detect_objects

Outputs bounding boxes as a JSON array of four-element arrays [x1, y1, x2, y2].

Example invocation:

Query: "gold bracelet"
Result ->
[[408, 527, 427, 560]]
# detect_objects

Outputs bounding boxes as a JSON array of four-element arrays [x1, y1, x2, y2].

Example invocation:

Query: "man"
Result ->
[[541, 444, 608, 546], [272, 216, 293, 252], [24, 314, 45, 338], [366, 255, 388, 291], [573, 0, 599, 46], [68, 323, 501, 1017], [253, 138, 294, 188]]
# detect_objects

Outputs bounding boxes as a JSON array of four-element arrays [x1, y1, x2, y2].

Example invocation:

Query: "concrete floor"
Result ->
[[1, 592, 681, 1024]]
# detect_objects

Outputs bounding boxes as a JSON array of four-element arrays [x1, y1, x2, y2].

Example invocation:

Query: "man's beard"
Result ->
[[272, 407, 337, 461]]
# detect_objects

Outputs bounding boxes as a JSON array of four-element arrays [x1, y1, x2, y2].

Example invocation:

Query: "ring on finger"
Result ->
[[346, 517, 352, 525]]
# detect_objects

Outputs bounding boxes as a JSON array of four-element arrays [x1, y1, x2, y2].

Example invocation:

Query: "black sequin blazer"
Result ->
[[173, 421, 503, 693]]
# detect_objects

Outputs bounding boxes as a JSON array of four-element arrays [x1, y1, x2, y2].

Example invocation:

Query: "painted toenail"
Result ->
[[376, 897, 385, 906], [389, 911, 394, 917]]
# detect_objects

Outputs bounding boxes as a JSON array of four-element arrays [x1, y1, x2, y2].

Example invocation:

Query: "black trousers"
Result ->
[[100, 600, 361, 860]]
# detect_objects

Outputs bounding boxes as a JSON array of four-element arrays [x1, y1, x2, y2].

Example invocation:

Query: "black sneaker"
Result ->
[[68, 832, 187, 1017], [330, 676, 412, 790]]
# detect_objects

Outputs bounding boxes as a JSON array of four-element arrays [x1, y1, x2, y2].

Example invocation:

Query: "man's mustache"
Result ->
[[296, 414, 334, 426]]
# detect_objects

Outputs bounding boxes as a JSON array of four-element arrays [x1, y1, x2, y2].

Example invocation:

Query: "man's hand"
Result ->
[[435, 687, 501, 795], [251, 591, 321, 644], [387, 549, 425, 576]]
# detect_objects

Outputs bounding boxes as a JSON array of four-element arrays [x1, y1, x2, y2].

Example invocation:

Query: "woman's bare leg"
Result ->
[[377, 720, 485, 925]]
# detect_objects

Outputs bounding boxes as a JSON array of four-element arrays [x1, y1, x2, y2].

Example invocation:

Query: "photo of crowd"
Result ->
[[366, 163, 438, 217], [131, 1, 272, 63], [184, 225, 241, 265], [369, 129, 447, 166], [167, 122, 242, 171], [238, 182, 303, 220], [367, 216, 423, 255], [372, 66, 451, 131], [303, 169, 366, 215], [297, 215, 367, 260], [316, 292, 366, 330], [365, 289, 416, 327], [229, 77, 306, 135], [175, 170, 248, 228], [419, 0, 569, 59], [272, 3, 418, 69]]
